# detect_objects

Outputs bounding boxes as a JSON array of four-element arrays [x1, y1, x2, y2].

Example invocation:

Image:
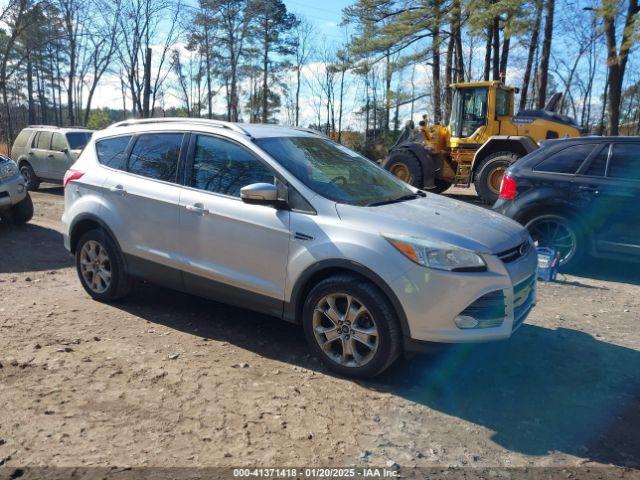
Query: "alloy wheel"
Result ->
[[526, 216, 578, 266], [79, 240, 112, 294], [20, 166, 32, 189], [312, 293, 379, 368]]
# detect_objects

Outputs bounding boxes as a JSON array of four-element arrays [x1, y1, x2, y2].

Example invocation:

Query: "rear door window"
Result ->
[[608, 143, 640, 181], [51, 133, 67, 152], [127, 133, 183, 182], [37, 131, 53, 150], [534, 143, 596, 174], [96, 136, 132, 170], [581, 144, 609, 177]]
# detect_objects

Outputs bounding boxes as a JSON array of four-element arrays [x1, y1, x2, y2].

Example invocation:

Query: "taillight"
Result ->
[[63, 169, 84, 189], [499, 174, 517, 200]]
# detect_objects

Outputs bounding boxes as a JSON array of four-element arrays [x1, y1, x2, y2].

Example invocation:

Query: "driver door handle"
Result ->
[[108, 185, 126, 196], [185, 203, 209, 216]]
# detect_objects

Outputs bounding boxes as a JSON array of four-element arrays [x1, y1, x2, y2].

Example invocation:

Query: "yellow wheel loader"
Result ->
[[383, 81, 582, 204]]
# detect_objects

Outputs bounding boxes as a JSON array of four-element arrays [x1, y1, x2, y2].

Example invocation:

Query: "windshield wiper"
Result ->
[[366, 193, 423, 207]]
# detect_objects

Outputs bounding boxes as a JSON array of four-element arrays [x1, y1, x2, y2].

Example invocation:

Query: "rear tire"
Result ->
[[10, 194, 33, 225], [19, 162, 40, 191], [474, 151, 520, 204], [302, 274, 402, 378], [75, 229, 132, 302], [384, 149, 423, 187], [525, 214, 585, 270]]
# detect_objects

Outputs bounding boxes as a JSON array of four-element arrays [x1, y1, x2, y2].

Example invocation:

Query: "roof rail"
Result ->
[[109, 117, 252, 137], [290, 126, 330, 139], [26, 125, 91, 130]]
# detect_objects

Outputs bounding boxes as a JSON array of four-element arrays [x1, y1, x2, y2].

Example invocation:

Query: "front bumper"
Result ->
[[392, 241, 537, 343], [0, 174, 27, 209]]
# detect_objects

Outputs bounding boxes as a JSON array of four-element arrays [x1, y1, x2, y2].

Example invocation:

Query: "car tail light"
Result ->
[[63, 169, 84, 189], [499, 174, 517, 200]]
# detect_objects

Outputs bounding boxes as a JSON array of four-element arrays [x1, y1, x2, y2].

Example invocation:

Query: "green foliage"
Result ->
[[87, 109, 112, 130]]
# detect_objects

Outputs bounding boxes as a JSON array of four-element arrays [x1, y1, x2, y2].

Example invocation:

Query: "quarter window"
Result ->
[[37, 131, 53, 150], [609, 143, 640, 181], [534, 144, 596, 174], [14, 130, 32, 149], [128, 133, 183, 182], [191, 135, 274, 197], [31, 132, 40, 149], [96, 136, 132, 170]]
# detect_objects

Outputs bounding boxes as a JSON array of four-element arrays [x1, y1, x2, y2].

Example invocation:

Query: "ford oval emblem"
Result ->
[[519, 242, 528, 256]]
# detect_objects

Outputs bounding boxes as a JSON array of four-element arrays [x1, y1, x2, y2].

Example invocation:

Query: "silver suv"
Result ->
[[0, 153, 33, 224], [12, 126, 93, 190], [62, 118, 537, 378]]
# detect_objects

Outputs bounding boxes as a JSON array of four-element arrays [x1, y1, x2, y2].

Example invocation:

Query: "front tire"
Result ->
[[20, 163, 40, 191], [10, 194, 33, 225], [384, 149, 423, 187], [75, 229, 132, 302], [474, 151, 520, 204], [302, 274, 402, 378]]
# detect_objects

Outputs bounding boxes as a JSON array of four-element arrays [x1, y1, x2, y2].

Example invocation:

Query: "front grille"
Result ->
[[497, 241, 530, 263], [458, 290, 506, 328], [513, 275, 536, 330]]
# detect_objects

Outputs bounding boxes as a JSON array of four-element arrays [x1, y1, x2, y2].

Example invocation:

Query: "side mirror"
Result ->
[[62, 147, 69, 153], [240, 183, 280, 206]]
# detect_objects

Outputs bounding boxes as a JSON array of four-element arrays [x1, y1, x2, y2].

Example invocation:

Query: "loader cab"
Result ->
[[449, 86, 489, 139], [449, 82, 516, 140]]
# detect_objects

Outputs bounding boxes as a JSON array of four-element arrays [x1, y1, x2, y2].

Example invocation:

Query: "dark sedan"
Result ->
[[493, 136, 640, 268]]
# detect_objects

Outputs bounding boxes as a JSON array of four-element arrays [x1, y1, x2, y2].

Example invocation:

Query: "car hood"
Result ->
[[336, 193, 530, 254]]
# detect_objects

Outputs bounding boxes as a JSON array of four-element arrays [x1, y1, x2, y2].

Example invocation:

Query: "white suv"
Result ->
[[62, 118, 537, 378]]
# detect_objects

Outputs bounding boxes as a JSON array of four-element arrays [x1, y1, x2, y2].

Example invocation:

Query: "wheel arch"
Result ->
[[285, 259, 411, 338], [17, 157, 31, 168], [68, 213, 121, 255], [472, 136, 538, 174]]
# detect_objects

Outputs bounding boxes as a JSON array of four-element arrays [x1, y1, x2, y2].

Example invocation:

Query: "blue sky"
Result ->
[[284, 0, 353, 40]]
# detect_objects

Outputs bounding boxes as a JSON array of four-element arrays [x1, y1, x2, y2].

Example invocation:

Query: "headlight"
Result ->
[[0, 160, 19, 180], [383, 233, 486, 272]]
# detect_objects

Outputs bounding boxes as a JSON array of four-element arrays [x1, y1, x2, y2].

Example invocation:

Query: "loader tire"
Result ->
[[474, 151, 521, 204], [384, 149, 423, 187]]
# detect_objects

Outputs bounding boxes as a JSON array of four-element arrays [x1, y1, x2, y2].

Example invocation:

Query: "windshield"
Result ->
[[66, 132, 92, 150], [449, 87, 488, 138], [255, 136, 415, 206]]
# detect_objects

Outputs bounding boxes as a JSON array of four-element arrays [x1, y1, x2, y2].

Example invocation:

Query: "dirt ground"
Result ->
[[0, 186, 639, 475]]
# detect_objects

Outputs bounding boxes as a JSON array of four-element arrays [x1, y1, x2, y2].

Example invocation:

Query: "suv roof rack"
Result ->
[[109, 117, 253, 137]]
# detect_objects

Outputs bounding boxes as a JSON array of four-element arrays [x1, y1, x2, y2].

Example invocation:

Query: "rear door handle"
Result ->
[[47, 154, 54, 158], [578, 185, 599, 194], [108, 185, 126, 196], [185, 203, 209, 215]]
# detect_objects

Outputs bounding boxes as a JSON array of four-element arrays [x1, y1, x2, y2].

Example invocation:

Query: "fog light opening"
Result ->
[[455, 315, 479, 329]]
